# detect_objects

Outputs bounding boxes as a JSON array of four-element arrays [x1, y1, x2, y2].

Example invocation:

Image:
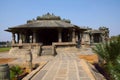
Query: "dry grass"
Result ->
[[79, 54, 98, 64], [0, 58, 16, 64]]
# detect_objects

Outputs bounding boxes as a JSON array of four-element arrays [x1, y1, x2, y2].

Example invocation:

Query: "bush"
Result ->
[[10, 65, 23, 80], [93, 35, 120, 80]]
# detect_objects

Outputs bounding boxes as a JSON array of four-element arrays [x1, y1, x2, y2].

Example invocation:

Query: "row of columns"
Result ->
[[81, 32, 106, 45], [11, 28, 76, 45], [12, 33, 23, 44], [58, 28, 76, 43], [90, 34, 105, 44]]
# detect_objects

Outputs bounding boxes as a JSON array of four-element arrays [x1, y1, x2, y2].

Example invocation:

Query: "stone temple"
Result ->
[[5, 13, 109, 58]]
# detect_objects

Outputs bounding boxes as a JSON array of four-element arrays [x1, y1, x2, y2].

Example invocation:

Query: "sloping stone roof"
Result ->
[[5, 13, 87, 32], [91, 30, 102, 33], [9, 20, 75, 29]]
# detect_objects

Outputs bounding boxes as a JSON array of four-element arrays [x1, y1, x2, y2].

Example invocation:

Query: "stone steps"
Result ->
[[41, 46, 53, 55]]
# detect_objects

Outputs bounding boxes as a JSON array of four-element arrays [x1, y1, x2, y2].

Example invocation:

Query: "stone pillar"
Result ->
[[30, 36, 32, 43], [12, 33, 15, 44], [22, 35, 26, 43], [101, 34, 105, 43], [77, 32, 81, 48], [72, 29, 76, 42], [33, 31, 36, 43], [19, 34, 22, 44], [58, 29, 62, 42], [17, 33, 19, 43], [81, 33, 86, 48], [91, 34, 94, 43], [99, 34, 101, 42], [76, 33, 78, 42]]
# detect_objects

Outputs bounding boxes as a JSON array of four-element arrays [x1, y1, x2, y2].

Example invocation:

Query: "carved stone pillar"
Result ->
[[33, 31, 36, 43], [58, 29, 62, 42], [12, 33, 15, 44], [72, 29, 76, 42], [19, 34, 22, 44]]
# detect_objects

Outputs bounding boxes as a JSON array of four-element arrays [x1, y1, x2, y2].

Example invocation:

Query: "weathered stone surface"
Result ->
[[55, 77, 66, 80], [31, 70, 47, 80], [9, 44, 41, 59], [30, 50, 97, 80]]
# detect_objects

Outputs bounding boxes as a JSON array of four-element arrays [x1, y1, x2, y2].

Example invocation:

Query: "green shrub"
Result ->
[[93, 35, 120, 80], [10, 65, 23, 80]]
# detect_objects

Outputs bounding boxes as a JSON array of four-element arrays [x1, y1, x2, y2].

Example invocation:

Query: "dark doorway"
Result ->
[[93, 33, 102, 43], [37, 29, 58, 45], [62, 29, 71, 42]]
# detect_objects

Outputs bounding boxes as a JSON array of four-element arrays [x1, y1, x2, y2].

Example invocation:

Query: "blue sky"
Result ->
[[0, 0, 120, 41]]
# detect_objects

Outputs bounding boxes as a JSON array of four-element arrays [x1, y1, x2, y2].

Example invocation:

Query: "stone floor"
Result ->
[[31, 48, 95, 80]]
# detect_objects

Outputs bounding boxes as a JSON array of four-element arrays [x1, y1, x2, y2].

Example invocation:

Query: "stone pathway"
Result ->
[[0, 48, 96, 80], [31, 49, 95, 80]]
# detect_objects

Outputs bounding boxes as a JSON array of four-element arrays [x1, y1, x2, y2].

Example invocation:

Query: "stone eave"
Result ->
[[74, 25, 87, 32], [91, 30, 103, 34], [7, 20, 76, 30]]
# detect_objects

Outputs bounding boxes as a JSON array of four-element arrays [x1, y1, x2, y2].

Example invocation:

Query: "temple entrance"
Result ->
[[62, 29, 72, 42], [93, 33, 102, 43], [37, 29, 58, 45]]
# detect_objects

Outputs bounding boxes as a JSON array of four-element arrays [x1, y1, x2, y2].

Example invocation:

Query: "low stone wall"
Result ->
[[9, 43, 42, 58], [52, 42, 76, 47], [52, 42, 77, 55], [9, 42, 77, 57]]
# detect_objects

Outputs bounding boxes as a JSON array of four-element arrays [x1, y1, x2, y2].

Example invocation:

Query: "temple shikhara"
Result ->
[[5, 13, 109, 58]]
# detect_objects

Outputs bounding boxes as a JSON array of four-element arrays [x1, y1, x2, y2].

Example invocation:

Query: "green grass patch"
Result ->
[[0, 47, 11, 52]]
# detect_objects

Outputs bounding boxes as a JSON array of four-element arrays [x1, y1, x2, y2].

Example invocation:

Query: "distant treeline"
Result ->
[[0, 41, 11, 47], [0, 41, 10, 45], [111, 34, 120, 40]]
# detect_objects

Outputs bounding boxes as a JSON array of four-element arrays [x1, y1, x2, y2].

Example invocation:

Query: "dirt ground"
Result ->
[[0, 56, 98, 64], [0, 53, 98, 64], [0, 58, 16, 64], [79, 54, 98, 64]]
